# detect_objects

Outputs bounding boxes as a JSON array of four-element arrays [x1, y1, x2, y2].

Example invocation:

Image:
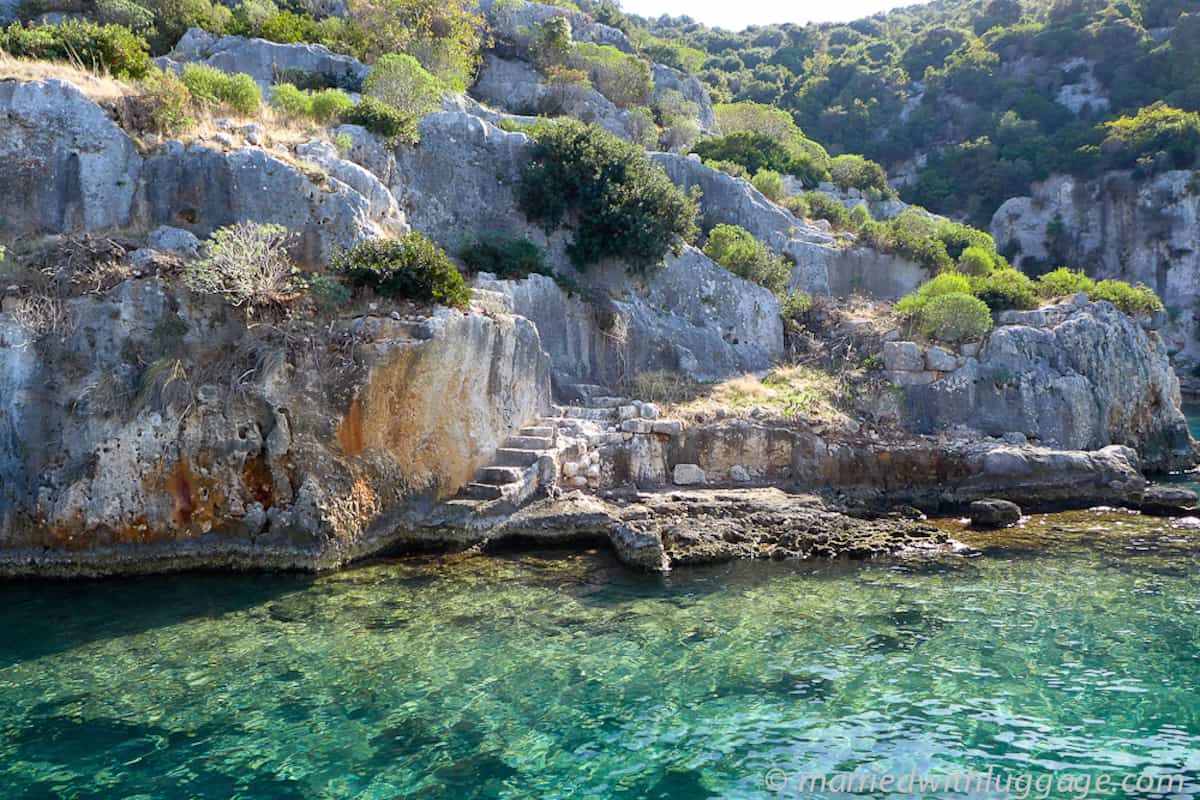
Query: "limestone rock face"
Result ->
[[480, 0, 636, 54], [0, 79, 143, 237], [0, 282, 551, 575], [651, 64, 716, 133], [650, 153, 928, 298], [137, 144, 380, 264], [991, 169, 1200, 388], [164, 28, 368, 90], [895, 296, 1193, 471], [477, 249, 783, 386]]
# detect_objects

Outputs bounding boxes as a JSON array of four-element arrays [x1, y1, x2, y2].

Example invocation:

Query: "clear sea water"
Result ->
[[4, 417, 1200, 798]]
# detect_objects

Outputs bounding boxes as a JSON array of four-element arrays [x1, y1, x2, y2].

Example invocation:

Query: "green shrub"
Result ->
[[133, 66, 193, 134], [693, 131, 797, 177], [751, 168, 785, 202], [517, 120, 698, 273], [305, 272, 352, 311], [829, 154, 890, 194], [181, 63, 261, 114], [1037, 267, 1095, 297], [919, 292, 993, 343], [1089, 279, 1164, 315], [334, 233, 470, 308], [780, 289, 814, 334], [568, 42, 653, 107], [143, 0, 233, 54], [896, 271, 971, 320], [702, 224, 790, 295], [258, 9, 317, 44], [704, 159, 750, 179], [185, 222, 298, 308], [970, 267, 1038, 312], [532, 16, 572, 67], [230, 0, 277, 37], [0, 20, 151, 78], [458, 232, 549, 280], [957, 245, 995, 276], [801, 192, 853, 230], [780, 195, 809, 219], [362, 53, 444, 118], [270, 83, 351, 122], [339, 96, 419, 143]]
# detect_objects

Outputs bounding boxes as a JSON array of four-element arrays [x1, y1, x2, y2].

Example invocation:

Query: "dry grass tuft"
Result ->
[[0, 52, 131, 104], [643, 364, 849, 425]]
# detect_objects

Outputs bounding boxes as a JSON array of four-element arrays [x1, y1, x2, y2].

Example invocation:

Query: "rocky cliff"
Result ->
[[991, 170, 1200, 390], [0, 280, 550, 575]]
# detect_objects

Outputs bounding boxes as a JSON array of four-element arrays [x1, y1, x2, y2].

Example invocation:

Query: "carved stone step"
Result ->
[[506, 435, 555, 450], [563, 407, 618, 421], [493, 448, 545, 467], [519, 426, 556, 439], [477, 466, 524, 485], [584, 396, 627, 408], [460, 482, 504, 501]]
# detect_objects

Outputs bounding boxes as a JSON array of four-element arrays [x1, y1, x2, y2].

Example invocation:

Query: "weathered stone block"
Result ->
[[673, 463, 706, 485], [882, 341, 924, 371]]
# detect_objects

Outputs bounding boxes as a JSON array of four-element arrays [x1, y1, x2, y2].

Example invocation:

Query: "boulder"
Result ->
[[991, 169, 1200, 389], [165, 28, 368, 91], [968, 498, 1022, 528], [0, 79, 143, 238], [1138, 484, 1199, 516], [673, 463, 706, 485], [147, 226, 202, 258], [137, 143, 380, 264], [882, 341, 924, 371], [898, 297, 1194, 472]]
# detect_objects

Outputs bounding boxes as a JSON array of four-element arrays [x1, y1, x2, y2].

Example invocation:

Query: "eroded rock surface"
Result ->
[[163, 28, 369, 90]]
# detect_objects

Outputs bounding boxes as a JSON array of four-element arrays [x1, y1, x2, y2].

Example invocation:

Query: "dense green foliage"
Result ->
[[270, 83, 353, 122], [334, 233, 471, 308], [517, 120, 699, 273], [180, 63, 261, 113], [0, 20, 151, 77], [458, 232, 550, 280], [625, 0, 1200, 225], [568, 42, 654, 107], [338, 96, 420, 142], [362, 52, 445, 117], [701, 224, 790, 294]]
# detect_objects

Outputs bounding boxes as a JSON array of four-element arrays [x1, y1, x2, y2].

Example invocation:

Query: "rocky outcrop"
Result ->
[[0, 78, 389, 263], [884, 295, 1193, 471], [651, 154, 929, 298], [991, 170, 1200, 388], [480, 0, 636, 54], [477, 247, 783, 386], [138, 142, 382, 264], [651, 64, 716, 134], [0, 280, 551, 576], [0, 79, 143, 236], [164, 28, 369, 90], [471, 54, 633, 139]]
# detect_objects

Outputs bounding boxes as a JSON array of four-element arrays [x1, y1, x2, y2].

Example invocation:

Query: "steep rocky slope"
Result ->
[[992, 170, 1200, 390]]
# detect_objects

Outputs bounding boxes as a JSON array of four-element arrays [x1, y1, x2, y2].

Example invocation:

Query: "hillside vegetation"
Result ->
[[612, 0, 1200, 225]]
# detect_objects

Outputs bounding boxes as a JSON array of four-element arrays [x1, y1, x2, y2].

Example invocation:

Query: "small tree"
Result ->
[[362, 53, 444, 118], [185, 223, 298, 308], [751, 168, 785, 202]]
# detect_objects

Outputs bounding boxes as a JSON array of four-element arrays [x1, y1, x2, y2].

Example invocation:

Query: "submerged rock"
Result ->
[[1138, 485, 1199, 516], [969, 498, 1022, 529]]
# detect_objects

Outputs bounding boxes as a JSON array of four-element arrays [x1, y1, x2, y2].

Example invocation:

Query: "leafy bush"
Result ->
[[1100, 102, 1200, 171], [270, 83, 352, 122], [517, 120, 699, 273], [1036, 266, 1094, 297], [957, 245, 994, 276], [129, 66, 193, 134], [1089, 279, 1164, 315], [693, 131, 799, 177], [0, 20, 151, 78], [751, 168, 785, 202], [829, 154, 890, 194], [362, 53, 444, 118], [143, 0, 233, 53], [305, 272, 352, 311], [258, 9, 317, 44], [568, 42, 653, 107], [704, 159, 750, 179], [919, 293, 993, 343], [533, 16, 572, 67], [339, 96, 419, 143], [780, 289, 814, 335], [181, 63, 261, 114], [333, 233, 470, 308], [185, 222, 298, 308], [343, 0, 485, 89], [970, 267, 1038, 312], [801, 192, 853, 230], [702, 224, 790, 295], [458, 232, 549, 280]]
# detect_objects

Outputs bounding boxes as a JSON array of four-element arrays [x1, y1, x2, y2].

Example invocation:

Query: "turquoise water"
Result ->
[[2, 511, 1200, 799]]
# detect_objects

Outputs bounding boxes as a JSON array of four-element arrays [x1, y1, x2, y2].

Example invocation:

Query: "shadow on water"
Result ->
[[0, 570, 316, 668]]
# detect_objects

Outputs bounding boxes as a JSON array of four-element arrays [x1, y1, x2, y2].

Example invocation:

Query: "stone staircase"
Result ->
[[433, 383, 684, 523]]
